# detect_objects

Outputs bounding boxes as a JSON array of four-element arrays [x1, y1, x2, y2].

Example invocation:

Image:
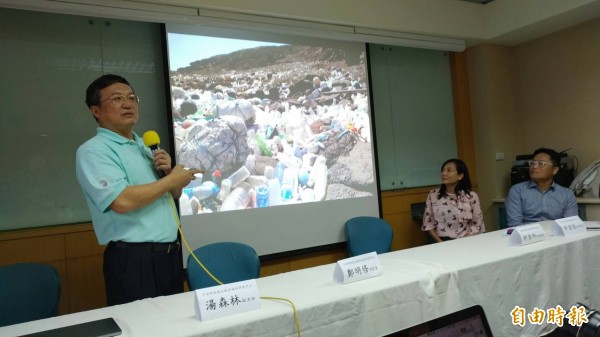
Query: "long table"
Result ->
[[2, 222, 600, 337]]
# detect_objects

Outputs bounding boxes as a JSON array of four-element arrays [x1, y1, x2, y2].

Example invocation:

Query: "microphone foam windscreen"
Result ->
[[143, 130, 160, 147]]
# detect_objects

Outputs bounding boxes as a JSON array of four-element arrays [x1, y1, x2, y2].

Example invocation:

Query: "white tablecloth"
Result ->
[[395, 221, 600, 336], [2, 222, 599, 337]]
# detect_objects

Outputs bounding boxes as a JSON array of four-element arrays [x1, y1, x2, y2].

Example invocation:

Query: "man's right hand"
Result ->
[[169, 165, 203, 190]]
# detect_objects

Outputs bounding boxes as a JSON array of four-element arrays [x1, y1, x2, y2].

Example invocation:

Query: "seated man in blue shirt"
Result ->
[[505, 147, 578, 226]]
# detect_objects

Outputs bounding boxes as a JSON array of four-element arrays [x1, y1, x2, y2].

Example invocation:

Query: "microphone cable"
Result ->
[[167, 195, 302, 337]]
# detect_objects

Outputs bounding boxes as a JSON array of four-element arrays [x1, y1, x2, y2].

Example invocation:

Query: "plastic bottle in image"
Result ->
[[245, 153, 256, 174], [192, 181, 219, 201], [263, 165, 274, 180], [182, 173, 203, 198], [179, 193, 193, 215], [307, 156, 327, 188], [256, 185, 269, 208], [226, 166, 250, 189], [211, 170, 221, 185], [190, 196, 201, 214], [268, 178, 281, 206], [275, 161, 285, 185], [280, 168, 298, 201], [216, 178, 232, 202], [220, 182, 251, 211], [248, 187, 256, 208], [298, 168, 309, 186], [312, 163, 328, 201]]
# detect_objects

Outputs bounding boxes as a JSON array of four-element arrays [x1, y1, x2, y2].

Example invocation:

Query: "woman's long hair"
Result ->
[[438, 158, 473, 198]]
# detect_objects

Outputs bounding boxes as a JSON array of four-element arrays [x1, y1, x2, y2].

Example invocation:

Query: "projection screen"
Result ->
[[164, 23, 381, 261]]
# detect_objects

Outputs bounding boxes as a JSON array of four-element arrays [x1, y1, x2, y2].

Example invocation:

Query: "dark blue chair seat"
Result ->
[[187, 242, 260, 290], [0, 263, 61, 327], [344, 216, 393, 257]]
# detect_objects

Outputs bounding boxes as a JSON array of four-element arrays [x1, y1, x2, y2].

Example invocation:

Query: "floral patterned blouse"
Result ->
[[421, 188, 485, 239]]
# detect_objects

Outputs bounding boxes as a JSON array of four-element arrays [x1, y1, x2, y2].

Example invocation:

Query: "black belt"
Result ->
[[110, 241, 180, 254]]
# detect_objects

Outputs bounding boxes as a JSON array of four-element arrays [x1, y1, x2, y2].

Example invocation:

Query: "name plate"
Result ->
[[194, 279, 260, 322], [333, 251, 382, 284], [509, 223, 545, 246], [552, 216, 587, 237]]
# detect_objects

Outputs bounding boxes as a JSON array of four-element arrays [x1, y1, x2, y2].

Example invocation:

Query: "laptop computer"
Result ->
[[17, 317, 122, 337], [385, 305, 494, 337]]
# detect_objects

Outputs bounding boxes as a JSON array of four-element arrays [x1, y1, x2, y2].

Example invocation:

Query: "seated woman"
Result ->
[[421, 159, 485, 242]]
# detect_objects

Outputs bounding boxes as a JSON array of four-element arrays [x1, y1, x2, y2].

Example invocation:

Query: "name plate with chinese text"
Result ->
[[194, 279, 261, 322], [552, 216, 587, 237], [509, 223, 545, 246], [333, 251, 382, 284]]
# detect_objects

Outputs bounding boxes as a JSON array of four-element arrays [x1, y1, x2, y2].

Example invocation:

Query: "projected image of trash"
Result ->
[[168, 34, 375, 215]]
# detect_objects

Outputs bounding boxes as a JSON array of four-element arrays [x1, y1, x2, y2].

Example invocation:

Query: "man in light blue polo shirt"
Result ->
[[76, 74, 202, 305], [505, 147, 577, 227]]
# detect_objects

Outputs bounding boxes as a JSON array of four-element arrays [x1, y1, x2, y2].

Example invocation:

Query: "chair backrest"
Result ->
[[187, 242, 260, 290], [345, 216, 393, 257], [0, 263, 61, 327]]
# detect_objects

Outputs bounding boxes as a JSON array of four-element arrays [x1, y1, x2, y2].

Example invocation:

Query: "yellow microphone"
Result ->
[[143, 130, 165, 178], [143, 130, 161, 152]]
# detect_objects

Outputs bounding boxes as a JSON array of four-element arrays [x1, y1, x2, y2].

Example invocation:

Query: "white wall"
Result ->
[[468, 17, 600, 229], [514, 18, 600, 171]]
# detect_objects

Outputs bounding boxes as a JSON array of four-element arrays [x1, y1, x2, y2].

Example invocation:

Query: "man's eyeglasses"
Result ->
[[528, 160, 554, 168], [99, 94, 140, 105]]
